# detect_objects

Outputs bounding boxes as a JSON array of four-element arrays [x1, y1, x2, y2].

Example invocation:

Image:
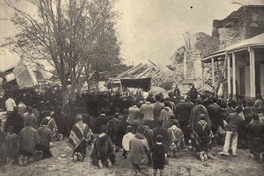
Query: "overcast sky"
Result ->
[[1, 0, 264, 67]]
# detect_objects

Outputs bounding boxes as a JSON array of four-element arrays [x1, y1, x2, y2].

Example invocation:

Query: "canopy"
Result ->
[[202, 32, 264, 62], [120, 78, 151, 92], [13, 60, 38, 89]]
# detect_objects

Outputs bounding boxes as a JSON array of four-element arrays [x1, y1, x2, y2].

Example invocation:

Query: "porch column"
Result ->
[[227, 54, 231, 100], [211, 57, 215, 89], [232, 52, 236, 100], [201, 61, 204, 92], [249, 47, 256, 99]]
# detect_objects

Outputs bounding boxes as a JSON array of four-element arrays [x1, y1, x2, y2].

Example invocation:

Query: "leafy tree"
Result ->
[[4, 0, 121, 107]]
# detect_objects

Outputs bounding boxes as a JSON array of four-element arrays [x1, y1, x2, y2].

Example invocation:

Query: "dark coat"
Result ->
[[175, 101, 192, 123], [127, 133, 149, 165], [190, 105, 211, 131], [207, 103, 223, 131]]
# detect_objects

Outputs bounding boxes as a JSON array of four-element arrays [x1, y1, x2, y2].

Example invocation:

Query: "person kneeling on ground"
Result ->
[[37, 119, 53, 159], [127, 125, 150, 176], [18, 118, 40, 166], [167, 120, 185, 158], [122, 125, 134, 159], [247, 113, 264, 162], [191, 114, 213, 163], [68, 114, 93, 162], [91, 125, 115, 168]]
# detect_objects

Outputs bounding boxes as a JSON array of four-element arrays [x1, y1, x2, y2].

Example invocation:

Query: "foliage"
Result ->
[[4, 0, 121, 107]]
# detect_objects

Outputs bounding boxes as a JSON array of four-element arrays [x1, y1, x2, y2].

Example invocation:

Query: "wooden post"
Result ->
[[249, 47, 256, 100], [227, 54, 231, 100], [211, 57, 215, 90], [232, 52, 236, 100], [201, 60, 204, 92]]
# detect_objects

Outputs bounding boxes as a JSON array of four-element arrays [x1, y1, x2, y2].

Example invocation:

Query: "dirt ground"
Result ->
[[0, 139, 263, 176]]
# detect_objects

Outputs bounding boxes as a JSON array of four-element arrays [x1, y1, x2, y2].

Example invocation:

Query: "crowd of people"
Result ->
[[0, 86, 264, 176]]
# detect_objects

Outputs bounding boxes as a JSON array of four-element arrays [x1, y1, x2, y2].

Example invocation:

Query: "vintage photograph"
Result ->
[[0, 0, 264, 175]]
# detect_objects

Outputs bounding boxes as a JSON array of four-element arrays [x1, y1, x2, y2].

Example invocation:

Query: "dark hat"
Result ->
[[156, 135, 163, 143], [199, 114, 206, 120]]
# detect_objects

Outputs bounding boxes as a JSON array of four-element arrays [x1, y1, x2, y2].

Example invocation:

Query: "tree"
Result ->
[[4, 0, 120, 108]]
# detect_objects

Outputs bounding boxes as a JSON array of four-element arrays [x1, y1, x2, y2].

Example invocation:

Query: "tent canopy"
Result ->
[[120, 78, 151, 92]]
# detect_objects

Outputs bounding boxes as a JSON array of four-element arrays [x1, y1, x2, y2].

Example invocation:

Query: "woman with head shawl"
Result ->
[[91, 125, 116, 168]]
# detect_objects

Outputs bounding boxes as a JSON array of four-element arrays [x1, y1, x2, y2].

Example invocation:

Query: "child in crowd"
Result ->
[[151, 135, 166, 176], [5, 126, 19, 165], [122, 125, 134, 159]]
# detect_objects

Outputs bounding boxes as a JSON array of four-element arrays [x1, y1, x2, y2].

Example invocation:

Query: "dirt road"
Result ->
[[0, 139, 263, 176]]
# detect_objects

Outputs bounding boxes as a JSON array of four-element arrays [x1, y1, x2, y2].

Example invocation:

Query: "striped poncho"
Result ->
[[68, 122, 93, 151]]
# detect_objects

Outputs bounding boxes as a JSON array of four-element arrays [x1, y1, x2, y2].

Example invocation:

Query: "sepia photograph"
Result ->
[[0, 0, 264, 175]]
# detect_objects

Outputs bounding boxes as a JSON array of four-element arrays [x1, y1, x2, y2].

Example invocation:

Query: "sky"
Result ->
[[114, 0, 264, 66], [1, 0, 264, 67]]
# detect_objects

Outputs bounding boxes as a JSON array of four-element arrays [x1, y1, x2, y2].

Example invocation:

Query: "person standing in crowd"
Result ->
[[153, 120, 169, 151], [45, 111, 62, 141], [164, 97, 176, 114], [243, 101, 254, 126], [207, 97, 224, 145], [94, 108, 109, 135], [191, 114, 212, 162], [160, 102, 173, 129], [91, 125, 115, 168], [167, 120, 185, 157], [68, 114, 93, 162], [115, 114, 126, 151], [189, 99, 211, 131], [140, 98, 154, 128], [122, 125, 134, 159], [143, 125, 153, 166], [153, 94, 165, 128], [127, 103, 142, 133], [23, 107, 37, 128], [168, 92, 180, 107], [219, 106, 244, 156], [5, 95, 16, 115], [53, 106, 70, 137], [4, 107, 24, 134], [247, 113, 264, 162], [5, 126, 19, 165], [187, 84, 199, 101], [108, 112, 117, 151], [17, 100, 27, 117], [128, 125, 150, 176], [151, 135, 166, 176], [174, 84, 181, 98], [254, 94, 263, 109], [19, 118, 40, 166], [37, 119, 52, 159], [256, 107, 264, 125], [175, 98, 192, 145]]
